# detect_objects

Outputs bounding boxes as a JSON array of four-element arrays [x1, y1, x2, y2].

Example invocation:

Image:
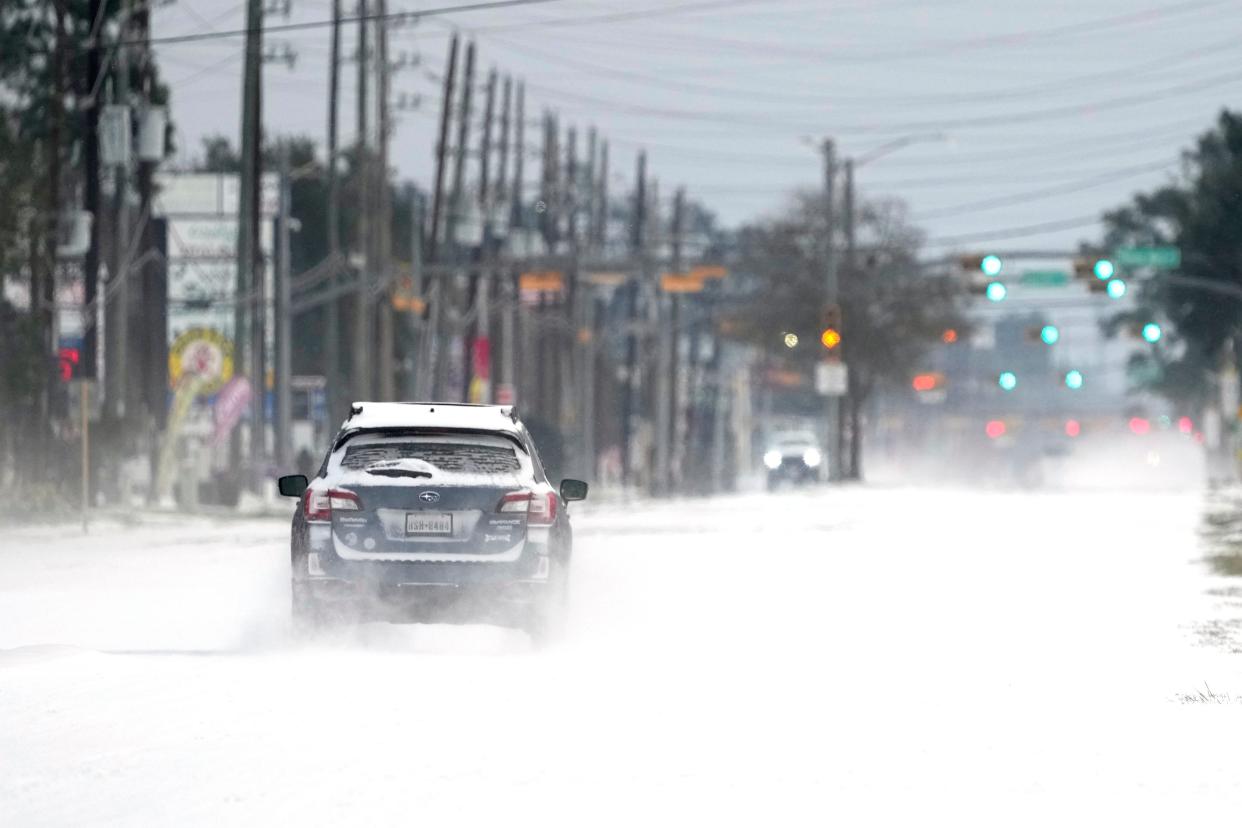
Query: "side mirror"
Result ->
[[278, 474, 309, 498], [559, 478, 588, 502]]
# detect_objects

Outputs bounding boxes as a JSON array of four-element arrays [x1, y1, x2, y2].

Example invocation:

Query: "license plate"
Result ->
[[406, 513, 453, 535]]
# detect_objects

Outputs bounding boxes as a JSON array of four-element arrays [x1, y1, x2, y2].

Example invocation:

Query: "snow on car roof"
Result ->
[[340, 402, 523, 436]]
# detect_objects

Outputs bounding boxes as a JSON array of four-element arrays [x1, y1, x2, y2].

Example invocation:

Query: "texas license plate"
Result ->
[[406, 513, 453, 535]]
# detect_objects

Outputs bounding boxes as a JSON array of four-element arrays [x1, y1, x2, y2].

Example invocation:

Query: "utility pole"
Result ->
[[423, 34, 457, 399], [275, 143, 293, 468], [442, 39, 475, 401], [652, 182, 678, 496], [667, 187, 685, 492], [376, 0, 395, 400], [621, 150, 646, 489], [565, 125, 581, 467], [405, 184, 423, 397], [470, 67, 497, 404], [324, 0, 343, 417], [501, 81, 524, 404], [596, 139, 608, 250], [108, 0, 133, 426], [821, 138, 842, 482], [445, 40, 475, 256], [426, 33, 457, 266], [82, 0, 103, 387], [351, 0, 372, 403], [842, 157, 859, 480], [232, 0, 263, 474]]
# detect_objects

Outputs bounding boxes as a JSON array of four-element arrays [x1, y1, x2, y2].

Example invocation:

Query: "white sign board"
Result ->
[[815, 362, 849, 396]]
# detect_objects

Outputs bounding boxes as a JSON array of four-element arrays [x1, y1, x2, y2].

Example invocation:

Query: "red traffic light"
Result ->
[[57, 347, 81, 382], [985, 419, 1006, 439]]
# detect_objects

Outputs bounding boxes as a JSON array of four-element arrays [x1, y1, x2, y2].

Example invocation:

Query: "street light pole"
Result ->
[[821, 139, 842, 482]]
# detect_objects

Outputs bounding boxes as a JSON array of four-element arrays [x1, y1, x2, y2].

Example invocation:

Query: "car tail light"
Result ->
[[497, 490, 557, 525], [303, 487, 331, 523], [328, 489, 362, 511]]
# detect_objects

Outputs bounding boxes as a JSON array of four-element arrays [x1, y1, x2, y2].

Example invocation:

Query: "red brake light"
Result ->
[[328, 489, 362, 511], [497, 490, 557, 525], [302, 487, 331, 522]]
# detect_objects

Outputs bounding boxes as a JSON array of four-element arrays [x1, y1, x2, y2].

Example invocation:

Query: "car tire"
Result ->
[[291, 581, 329, 639], [524, 560, 569, 649]]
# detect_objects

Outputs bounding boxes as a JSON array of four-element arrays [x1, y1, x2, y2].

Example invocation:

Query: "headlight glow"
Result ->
[[763, 450, 782, 470], [802, 448, 822, 468]]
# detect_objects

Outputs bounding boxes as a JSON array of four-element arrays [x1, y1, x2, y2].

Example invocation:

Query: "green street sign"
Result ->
[[1115, 246, 1181, 269], [1019, 270, 1070, 286]]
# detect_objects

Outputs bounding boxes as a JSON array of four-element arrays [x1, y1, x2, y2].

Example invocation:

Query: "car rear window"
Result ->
[[341, 441, 521, 475]]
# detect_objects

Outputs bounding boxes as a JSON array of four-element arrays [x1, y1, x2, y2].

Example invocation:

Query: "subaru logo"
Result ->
[[418, 491, 440, 503]]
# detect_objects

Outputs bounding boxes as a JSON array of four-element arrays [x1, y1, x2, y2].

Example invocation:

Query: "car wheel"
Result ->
[[291, 581, 328, 638], [524, 560, 569, 648]]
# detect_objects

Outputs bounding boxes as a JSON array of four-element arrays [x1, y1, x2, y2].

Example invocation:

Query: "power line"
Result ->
[[478, 0, 1232, 65], [131, 0, 575, 47], [470, 28, 1241, 110], [910, 159, 1180, 221], [925, 215, 1104, 248]]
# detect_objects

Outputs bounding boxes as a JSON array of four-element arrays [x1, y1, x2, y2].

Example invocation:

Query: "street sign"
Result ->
[[815, 362, 849, 396], [1115, 246, 1181, 269], [518, 271, 564, 292], [660, 272, 705, 293], [1019, 270, 1069, 287]]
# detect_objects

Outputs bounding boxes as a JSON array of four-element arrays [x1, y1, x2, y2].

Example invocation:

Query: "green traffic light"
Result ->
[[1106, 279, 1127, 299], [1040, 325, 1059, 345], [1142, 322, 1162, 343], [998, 371, 1017, 391], [981, 255, 1003, 277], [1065, 369, 1084, 390], [985, 281, 1007, 302], [1094, 259, 1115, 280]]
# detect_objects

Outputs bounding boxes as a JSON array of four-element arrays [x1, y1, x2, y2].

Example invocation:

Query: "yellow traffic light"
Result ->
[[821, 328, 842, 350]]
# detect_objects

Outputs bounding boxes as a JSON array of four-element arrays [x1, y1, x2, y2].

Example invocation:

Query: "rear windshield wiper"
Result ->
[[366, 467, 433, 478]]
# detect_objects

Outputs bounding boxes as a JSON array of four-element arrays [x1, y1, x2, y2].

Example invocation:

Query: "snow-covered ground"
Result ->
[[3, 486, 1242, 825]]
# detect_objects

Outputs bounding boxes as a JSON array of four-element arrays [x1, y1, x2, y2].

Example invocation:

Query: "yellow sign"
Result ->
[[690, 265, 727, 280], [392, 294, 427, 314], [519, 270, 565, 292], [660, 272, 705, 293], [168, 327, 233, 395]]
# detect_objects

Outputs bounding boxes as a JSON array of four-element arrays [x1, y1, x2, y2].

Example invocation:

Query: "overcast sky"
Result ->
[[152, 0, 1242, 254]]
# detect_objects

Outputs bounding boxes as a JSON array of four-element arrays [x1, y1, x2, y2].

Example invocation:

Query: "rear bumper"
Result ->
[[299, 523, 554, 608]]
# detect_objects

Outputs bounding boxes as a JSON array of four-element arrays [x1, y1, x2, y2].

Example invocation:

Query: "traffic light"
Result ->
[[1141, 322, 1162, 343], [998, 371, 1017, 391], [911, 372, 944, 392], [1106, 279, 1127, 299], [942, 328, 958, 344], [985, 281, 1007, 302], [56, 346, 81, 382], [1026, 324, 1059, 345], [1074, 256, 1113, 292], [958, 253, 1002, 275], [985, 419, 1007, 439], [820, 305, 842, 351], [1065, 419, 1081, 437], [1064, 369, 1084, 390]]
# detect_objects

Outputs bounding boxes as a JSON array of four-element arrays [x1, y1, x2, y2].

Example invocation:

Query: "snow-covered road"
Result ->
[[3, 486, 1242, 825]]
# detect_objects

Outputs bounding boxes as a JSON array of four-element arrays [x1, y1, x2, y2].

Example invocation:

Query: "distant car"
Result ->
[[763, 431, 823, 489], [277, 402, 587, 645]]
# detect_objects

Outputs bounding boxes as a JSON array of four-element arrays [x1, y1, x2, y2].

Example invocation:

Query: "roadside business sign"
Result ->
[[1115, 246, 1181, 269]]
